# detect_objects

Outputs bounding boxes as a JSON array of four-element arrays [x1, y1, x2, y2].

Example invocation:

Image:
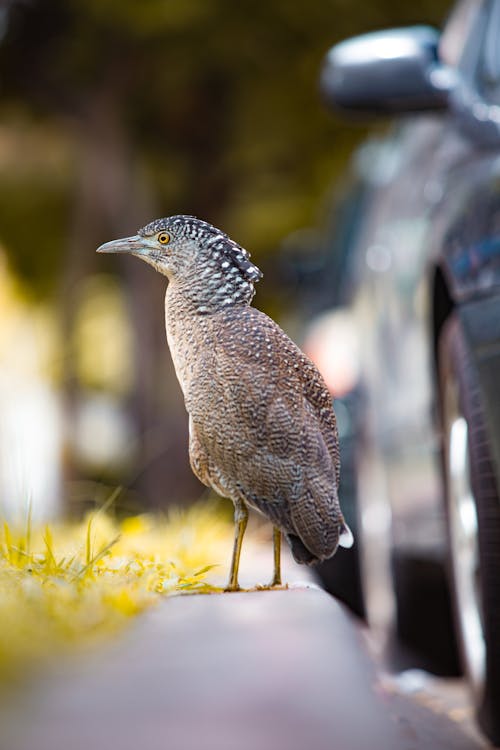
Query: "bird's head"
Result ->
[[97, 215, 262, 313]]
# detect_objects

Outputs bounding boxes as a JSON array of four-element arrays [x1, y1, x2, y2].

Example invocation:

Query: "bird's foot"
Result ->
[[255, 581, 289, 591], [223, 582, 242, 593]]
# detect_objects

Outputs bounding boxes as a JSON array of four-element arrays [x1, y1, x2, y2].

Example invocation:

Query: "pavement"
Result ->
[[0, 583, 491, 750]]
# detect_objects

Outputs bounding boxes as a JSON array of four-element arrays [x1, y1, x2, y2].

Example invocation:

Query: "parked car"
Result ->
[[310, 1, 500, 743]]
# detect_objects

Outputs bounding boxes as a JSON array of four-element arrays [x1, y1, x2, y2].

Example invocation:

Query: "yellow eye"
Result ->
[[158, 232, 170, 245]]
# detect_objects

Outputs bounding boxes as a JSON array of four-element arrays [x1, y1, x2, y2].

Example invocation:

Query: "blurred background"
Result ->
[[0, 0, 449, 521]]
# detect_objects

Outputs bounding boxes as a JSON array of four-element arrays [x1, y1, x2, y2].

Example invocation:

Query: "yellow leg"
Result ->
[[271, 527, 282, 586], [225, 503, 248, 592]]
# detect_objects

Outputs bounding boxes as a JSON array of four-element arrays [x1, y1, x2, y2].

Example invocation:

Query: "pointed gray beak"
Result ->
[[96, 235, 146, 255]]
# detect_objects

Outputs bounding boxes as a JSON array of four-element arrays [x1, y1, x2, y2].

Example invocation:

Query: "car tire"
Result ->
[[439, 313, 500, 744], [391, 548, 461, 676]]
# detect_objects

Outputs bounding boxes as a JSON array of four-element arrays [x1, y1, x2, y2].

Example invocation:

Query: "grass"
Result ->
[[0, 500, 232, 681]]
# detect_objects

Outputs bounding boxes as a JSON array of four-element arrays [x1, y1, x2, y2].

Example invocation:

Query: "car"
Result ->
[[307, 1, 500, 743]]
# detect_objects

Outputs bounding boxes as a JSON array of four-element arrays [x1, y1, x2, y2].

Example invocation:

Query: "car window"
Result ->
[[442, 0, 500, 105], [477, 0, 500, 101], [439, 0, 483, 68]]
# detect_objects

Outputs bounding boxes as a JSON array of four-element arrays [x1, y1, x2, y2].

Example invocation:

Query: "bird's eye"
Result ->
[[158, 232, 171, 245]]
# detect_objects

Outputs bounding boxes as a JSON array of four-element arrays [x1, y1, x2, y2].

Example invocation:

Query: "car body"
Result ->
[[311, 0, 500, 743]]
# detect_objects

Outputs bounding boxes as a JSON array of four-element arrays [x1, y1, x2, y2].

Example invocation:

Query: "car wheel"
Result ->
[[439, 313, 500, 744]]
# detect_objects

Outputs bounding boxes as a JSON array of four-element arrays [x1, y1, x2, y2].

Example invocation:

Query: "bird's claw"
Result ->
[[223, 583, 242, 593], [255, 582, 288, 591]]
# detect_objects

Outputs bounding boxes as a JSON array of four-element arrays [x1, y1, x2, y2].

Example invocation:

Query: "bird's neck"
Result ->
[[167, 260, 256, 315], [165, 272, 254, 317], [164, 281, 248, 396], [165, 281, 202, 335]]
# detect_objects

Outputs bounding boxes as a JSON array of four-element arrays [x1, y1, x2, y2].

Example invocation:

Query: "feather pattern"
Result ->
[[112, 214, 350, 567], [166, 296, 346, 563]]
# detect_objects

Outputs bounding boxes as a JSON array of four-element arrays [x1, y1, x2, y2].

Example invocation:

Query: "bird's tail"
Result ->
[[339, 521, 354, 549], [286, 519, 353, 566], [285, 533, 318, 565], [289, 482, 355, 565]]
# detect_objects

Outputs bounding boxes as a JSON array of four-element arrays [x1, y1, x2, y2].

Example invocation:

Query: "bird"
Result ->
[[97, 215, 353, 591]]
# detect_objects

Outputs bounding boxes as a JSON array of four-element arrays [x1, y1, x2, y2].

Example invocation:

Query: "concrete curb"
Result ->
[[1, 587, 485, 750]]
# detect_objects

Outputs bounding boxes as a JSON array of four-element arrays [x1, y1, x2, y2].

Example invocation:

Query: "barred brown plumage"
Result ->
[[97, 215, 353, 591]]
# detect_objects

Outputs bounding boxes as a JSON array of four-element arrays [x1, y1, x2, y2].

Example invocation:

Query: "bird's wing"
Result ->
[[293, 345, 341, 489], [196, 306, 340, 503], [216, 306, 341, 487], [227, 368, 343, 560]]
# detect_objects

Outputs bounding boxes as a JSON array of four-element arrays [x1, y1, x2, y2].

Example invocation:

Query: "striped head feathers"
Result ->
[[139, 215, 263, 312]]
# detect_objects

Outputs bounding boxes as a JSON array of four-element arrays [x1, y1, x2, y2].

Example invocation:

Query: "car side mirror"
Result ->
[[320, 26, 456, 115]]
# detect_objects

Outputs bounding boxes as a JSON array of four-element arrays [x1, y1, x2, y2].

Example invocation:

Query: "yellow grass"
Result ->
[[0, 501, 232, 680]]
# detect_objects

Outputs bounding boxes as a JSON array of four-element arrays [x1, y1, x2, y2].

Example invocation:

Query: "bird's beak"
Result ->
[[96, 235, 147, 256]]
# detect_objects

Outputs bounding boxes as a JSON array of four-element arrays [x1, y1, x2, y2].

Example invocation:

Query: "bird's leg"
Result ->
[[255, 527, 284, 590], [271, 526, 282, 586], [225, 502, 248, 592]]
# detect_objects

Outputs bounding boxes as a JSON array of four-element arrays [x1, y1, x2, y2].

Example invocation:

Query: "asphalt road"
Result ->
[[0, 584, 491, 750]]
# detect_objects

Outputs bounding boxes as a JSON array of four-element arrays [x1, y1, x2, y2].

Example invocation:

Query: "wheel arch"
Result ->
[[431, 261, 500, 484]]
